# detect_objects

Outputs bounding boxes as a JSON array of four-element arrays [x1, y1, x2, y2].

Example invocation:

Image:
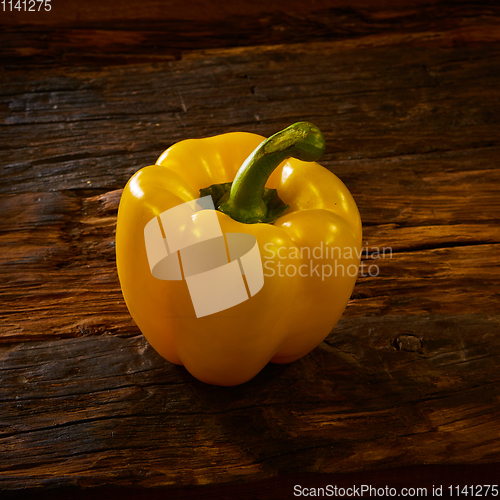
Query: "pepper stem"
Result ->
[[217, 122, 325, 223]]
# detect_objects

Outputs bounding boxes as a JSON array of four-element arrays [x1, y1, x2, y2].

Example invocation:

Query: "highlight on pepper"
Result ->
[[116, 122, 362, 386]]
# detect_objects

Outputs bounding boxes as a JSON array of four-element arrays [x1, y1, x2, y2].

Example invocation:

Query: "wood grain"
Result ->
[[2, 2, 499, 67], [1, 0, 500, 496]]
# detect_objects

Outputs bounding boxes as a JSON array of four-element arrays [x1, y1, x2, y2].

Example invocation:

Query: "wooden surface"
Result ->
[[1, 1, 500, 497]]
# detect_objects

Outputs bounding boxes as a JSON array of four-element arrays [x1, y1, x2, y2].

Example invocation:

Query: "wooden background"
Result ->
[[1, 0, 500, 497]]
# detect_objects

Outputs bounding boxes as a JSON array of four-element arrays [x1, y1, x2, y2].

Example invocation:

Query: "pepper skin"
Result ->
[[116, 123, 362, 386]]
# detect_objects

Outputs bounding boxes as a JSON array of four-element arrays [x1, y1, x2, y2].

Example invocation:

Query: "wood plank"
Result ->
[[1, 187, 499, 341], [0, 313, 499, 489], [1, 2, 499, 67], [1, 44, 499, 198]]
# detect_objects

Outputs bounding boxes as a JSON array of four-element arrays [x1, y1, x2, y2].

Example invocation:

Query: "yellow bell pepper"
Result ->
[[116, 122, 362, 386]]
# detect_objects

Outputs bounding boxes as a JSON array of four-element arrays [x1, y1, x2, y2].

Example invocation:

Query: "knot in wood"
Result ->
[[393, 334, 423, 352]]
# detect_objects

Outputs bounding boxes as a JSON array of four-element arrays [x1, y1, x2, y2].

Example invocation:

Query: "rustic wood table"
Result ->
[[1, 1, 499, 498]]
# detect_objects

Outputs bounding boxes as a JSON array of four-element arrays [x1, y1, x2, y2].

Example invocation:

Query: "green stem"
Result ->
[[218, 122, 325, 223]]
